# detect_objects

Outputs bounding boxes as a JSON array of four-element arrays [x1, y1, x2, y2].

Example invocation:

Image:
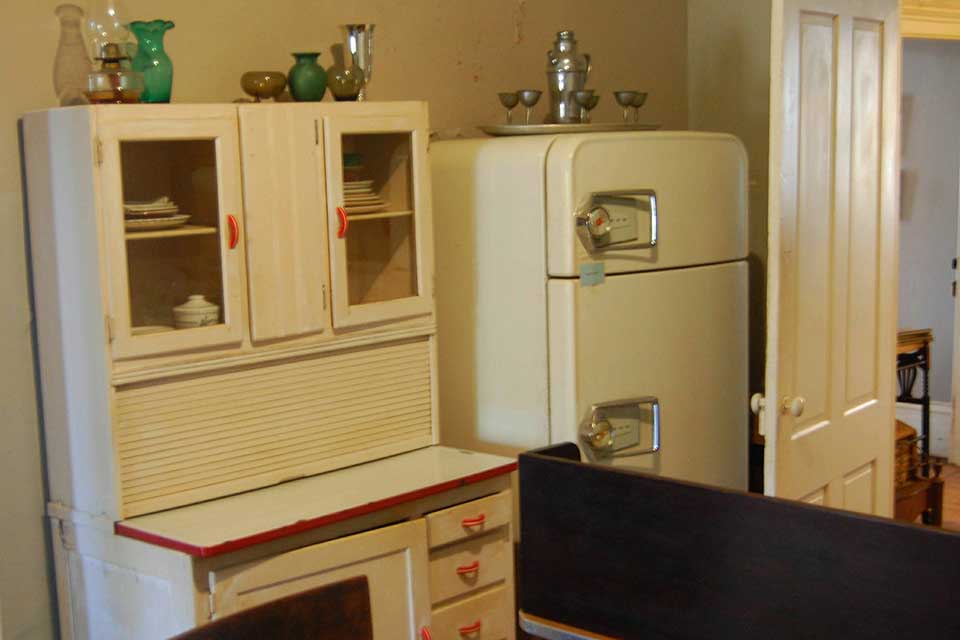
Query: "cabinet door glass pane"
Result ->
[[121, 140, 225, 334], [341, 132, 418, 305]]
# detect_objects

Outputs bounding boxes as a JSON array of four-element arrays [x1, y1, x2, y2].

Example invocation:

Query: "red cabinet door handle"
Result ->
[[420, 627, 432, 640], [227, 215, 240, 249], [336, 206, 349, 238], [458, 620, 482, 635], [460, 514, 486, 527], [455, 560, 480, 575]]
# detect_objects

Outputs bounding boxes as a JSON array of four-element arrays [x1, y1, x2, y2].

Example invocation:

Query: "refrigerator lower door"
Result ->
[[547, 261, 748, 490]]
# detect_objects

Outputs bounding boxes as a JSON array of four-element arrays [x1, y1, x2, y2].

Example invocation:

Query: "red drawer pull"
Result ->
[[421, 627, 432, 640], [460, 513, 486, 528], [336, 206, 349, 238], [458, 620, 482, 635], [455, 560, 480, 575], [227, 215, 240, 249]]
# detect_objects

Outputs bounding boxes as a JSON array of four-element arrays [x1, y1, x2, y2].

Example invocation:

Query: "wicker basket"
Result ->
[[895, 420, 919, 488]]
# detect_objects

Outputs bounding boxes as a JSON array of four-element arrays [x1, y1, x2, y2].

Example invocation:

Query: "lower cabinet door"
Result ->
[[210, 519, 431, 639]]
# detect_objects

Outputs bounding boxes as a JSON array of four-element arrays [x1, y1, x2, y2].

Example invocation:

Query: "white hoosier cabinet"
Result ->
[[22, 103, 516, 639]]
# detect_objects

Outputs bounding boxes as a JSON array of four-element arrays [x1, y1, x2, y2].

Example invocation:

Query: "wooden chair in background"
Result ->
[[895, 329, 945, 525]]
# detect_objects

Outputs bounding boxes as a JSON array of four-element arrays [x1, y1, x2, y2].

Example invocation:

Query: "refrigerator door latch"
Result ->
[[575, 190, 658, 253], [580, 396, 661, 457]]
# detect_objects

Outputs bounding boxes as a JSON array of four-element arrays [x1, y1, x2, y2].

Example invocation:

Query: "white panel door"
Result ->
[[763, 0, 899, 515]]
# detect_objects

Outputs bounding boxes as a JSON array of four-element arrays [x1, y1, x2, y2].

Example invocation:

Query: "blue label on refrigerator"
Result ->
[[579, 262, 605, 286]]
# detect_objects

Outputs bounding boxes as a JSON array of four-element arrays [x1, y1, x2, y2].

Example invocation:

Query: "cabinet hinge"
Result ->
[[314, 120, 319, 146], [322, 284, 327, 311], [94, 138, 103, 166], [207, 573, 216, 620], [105, 315, 115, 343]]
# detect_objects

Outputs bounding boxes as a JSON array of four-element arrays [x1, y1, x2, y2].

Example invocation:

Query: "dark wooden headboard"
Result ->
[[519, 444, 960, 639]]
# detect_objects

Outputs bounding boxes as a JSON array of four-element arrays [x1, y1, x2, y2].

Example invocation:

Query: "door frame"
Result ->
[[952, 153, 960, 462]]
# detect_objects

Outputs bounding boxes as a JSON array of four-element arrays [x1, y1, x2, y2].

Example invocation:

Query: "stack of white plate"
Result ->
[[124, 197, 191, 231], [344, 180, 389, 214]]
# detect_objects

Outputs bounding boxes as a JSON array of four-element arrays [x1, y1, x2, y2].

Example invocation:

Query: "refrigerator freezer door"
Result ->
[[548, 262, 749, 490], [546, 132, 749, 277]]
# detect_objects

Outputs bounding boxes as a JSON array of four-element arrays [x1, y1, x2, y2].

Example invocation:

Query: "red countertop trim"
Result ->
[[115, 462, 517, 558]]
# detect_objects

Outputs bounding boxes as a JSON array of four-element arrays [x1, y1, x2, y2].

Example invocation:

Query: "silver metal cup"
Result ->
[[343, 24, 375, 101]]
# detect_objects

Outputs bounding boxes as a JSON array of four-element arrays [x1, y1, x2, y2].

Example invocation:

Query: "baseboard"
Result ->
[[895, 401, 952, 460]]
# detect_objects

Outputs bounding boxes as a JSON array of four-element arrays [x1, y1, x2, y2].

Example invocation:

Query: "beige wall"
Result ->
[[0, 1, 688, 637], [687, 0, 771, 401]]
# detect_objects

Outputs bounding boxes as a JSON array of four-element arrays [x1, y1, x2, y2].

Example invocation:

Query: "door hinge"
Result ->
[[750, 393, 766, 436], [314, 120, 319, 146], [322, 284, 327, 311], [58, 519, 76, 551], [94, 137, 103, 166], [105, 315, 115, 343]]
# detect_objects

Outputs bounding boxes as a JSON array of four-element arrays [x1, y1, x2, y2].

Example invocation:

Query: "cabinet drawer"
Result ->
[[431, 585, 513, 640], [429, 528, 510, 604], [426, 490, 511, 548]]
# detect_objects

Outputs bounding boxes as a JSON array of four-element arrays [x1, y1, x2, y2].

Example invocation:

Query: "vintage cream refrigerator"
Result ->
[[432, 132, 749, 489]]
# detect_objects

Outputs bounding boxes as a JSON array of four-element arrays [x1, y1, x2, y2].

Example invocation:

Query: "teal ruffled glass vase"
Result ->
[[288, 52, 327, 102], [130, 20, 174, 103]]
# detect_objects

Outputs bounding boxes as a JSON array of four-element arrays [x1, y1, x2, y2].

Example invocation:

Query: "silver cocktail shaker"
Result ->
[[546, 31, 591, 124]]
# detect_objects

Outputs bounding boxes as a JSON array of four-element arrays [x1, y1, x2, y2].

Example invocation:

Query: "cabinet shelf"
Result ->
[[345, 209, 414, 221], [125, 224, 218, 241]]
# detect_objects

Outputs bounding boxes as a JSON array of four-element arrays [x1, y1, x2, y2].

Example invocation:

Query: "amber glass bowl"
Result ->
[[241, 71, 287, 102]]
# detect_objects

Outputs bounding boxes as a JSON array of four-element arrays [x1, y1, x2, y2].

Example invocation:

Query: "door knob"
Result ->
[[782, 396, 806, 417], [750, 393, 765, 415]]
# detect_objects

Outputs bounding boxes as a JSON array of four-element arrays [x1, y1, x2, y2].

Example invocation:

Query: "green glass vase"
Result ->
[[288, 52, 327, 102], [130, 20, 174, 103]]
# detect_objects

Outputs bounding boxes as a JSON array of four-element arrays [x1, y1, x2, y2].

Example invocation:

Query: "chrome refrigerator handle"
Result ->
[[580, 396, 661, 457], [575, 190, 658, 253]]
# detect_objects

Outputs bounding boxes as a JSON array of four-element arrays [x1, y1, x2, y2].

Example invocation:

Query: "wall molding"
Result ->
[[895, 400, 953, 460], [902, 1, 960, 40]]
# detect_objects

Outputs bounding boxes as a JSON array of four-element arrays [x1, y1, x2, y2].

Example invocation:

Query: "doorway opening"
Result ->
[[898, 37, 960, 529]]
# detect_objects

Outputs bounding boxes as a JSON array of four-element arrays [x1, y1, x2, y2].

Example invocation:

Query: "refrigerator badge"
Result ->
[[579, 262, 605, 286]]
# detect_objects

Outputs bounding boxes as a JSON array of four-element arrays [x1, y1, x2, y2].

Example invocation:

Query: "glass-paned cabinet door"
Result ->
[[97, 107, 244, 359], [324, 106, 434, 328]]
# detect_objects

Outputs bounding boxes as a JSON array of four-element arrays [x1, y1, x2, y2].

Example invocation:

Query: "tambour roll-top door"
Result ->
[[114, 337, 434, 517]]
